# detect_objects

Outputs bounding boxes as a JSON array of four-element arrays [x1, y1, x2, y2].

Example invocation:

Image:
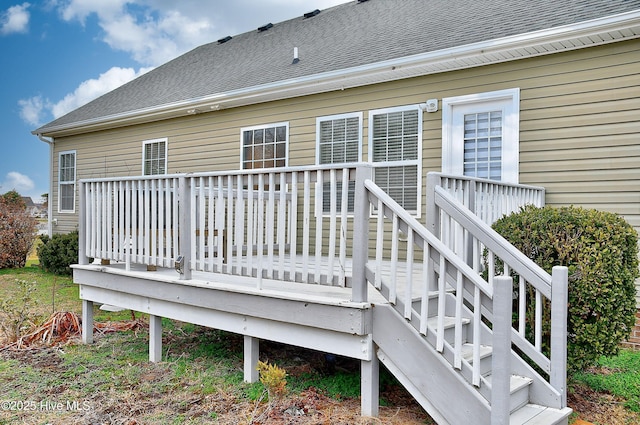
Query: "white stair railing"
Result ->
[[428, 180, 568, 407]]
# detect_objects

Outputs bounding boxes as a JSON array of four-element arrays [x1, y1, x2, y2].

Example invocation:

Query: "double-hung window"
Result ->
[[58, 150, 76, 213], [143, 138, 167, 175], [369, 105, 422, 214], [241, 123, 288, 169], [316, 112, 362, 213]]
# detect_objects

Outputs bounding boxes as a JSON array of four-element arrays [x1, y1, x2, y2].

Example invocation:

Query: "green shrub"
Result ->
[[37, 231, 79, 276], [491, 205, 639, 374]]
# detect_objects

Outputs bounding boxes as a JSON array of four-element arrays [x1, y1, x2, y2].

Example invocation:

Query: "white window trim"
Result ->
[[240, 122, 290, 169], [142, 137, 168, 175], [315, 112, 363, 165], [58, 150, 76, 214], [368, 104, 423, 216], [441, 88, 520, 183]]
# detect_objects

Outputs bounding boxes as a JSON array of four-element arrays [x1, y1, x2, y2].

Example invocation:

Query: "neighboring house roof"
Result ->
[[34, 0, 640, 137], [21, 197, 35, 208]]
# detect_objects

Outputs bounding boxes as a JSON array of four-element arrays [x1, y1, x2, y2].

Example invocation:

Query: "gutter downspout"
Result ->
[[36, 134, 54, 237]]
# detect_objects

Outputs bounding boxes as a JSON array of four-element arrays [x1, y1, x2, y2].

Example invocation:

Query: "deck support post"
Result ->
[[491, 275, 513, 425], [244, 336, 259, 383], [149, 315, 163, 362], [352, 165, 372, 303], [81, 299, 94, 344], [360, 353, 379, 417]]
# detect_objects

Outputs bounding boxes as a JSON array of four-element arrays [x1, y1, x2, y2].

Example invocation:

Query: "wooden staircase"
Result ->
[[363, 174, 573, 424], [371, 292, 572, 424]]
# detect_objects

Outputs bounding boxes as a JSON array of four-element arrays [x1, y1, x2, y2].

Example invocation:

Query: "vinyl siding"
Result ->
[[51, 39, 639, 300]]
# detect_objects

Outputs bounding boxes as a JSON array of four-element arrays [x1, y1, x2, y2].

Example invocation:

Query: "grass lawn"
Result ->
[[1, 266, 640, 424]]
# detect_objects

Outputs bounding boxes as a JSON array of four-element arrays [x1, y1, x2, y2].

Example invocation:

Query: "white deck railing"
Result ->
[[427, 178, 568, 407], [78, 165, 361, 291]]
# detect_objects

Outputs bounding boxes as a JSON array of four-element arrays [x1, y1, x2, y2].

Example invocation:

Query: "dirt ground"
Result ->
[[1, 322, 639, 424]]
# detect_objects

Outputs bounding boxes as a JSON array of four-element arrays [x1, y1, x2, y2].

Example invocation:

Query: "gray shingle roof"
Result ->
[[35, 0, 640, 134]]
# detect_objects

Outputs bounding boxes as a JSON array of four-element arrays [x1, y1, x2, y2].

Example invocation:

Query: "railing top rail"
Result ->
[[365, 179, 493, 298], [427, 171, 546, 192], [434, 185, 552, 298], [79, 163, 366, 184]]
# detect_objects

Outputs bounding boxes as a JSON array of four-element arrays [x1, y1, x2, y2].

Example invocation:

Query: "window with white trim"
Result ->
[[143, 138, 167, 175], [58, 150, 76, 213], [241, 122, 288, 169], [316, 112, 362, 213], [369, 105, 422, 214], [442, 88, 520, 183]]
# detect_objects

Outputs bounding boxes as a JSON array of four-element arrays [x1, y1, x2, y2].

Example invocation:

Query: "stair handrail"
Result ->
[[431, 183, 568, 407]]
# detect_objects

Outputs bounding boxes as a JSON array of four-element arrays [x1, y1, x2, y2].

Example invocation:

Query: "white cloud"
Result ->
[[58, 0, 214, 66], [51, 66, 152, 118], [0, 2, 31, 35], [19, 66, 152, 126], [1, 172, 34, 194], [18, 95, 48, 127]]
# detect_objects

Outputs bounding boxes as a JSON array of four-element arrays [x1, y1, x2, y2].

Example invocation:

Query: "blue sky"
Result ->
[[0, 0, 349, 203]]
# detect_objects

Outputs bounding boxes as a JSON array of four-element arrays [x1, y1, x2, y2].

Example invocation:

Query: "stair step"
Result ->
[[510, 404, 573, 425], [425, 315, 471, 344], [484, 374, 533, 413], [460, 343, 493, 376]]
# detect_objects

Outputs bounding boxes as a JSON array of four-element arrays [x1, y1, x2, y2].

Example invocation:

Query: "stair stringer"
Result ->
[[372, 303, 492, 425]]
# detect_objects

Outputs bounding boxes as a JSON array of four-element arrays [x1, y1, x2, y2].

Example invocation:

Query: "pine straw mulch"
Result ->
[[0, 311, 146, 351]]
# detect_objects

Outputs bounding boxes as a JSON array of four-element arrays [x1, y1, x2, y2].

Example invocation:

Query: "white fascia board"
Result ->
[[36, 10, 640, 138]]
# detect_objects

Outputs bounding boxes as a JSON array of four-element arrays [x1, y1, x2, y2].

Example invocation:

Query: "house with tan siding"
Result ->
[[33, 1, 640, 423]]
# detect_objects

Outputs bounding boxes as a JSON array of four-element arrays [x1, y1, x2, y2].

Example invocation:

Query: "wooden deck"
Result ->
[[75, 166, 571, 424]]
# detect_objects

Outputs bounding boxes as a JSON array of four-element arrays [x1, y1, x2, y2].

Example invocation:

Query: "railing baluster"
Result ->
[[338, 168, 349, 287], [436, 256, 447, 353], [206, 176, 216, 272], [472, 285, 481, 387], [277, 172, 286, 280], [420, 243, 430, 335], [134, 180, 142, 263], [404, 230, 414, 320], [143, 179, 150, 264], [535, 289, 543, 350], [302, 171, 310, 282], [197, 177, 205, 271], [266, 173, 275, 279], [519, 276, 527, 336], [107, 181, 113, 261], [150, 179, 157, 265], [216, 176, 224, 273], [454, 269, 463, 369], [256, 173, 264, 286], [390, 213, 399, 304], [246, 174, 254, 275], [227, 175, 235, 272], [237, 174, 245, 275], [125, 180, 131, 271], [157, 179, 165, 266], [328, 169, 337, 284], [289, 172, 298, 282], [314, 170, 323, 284]]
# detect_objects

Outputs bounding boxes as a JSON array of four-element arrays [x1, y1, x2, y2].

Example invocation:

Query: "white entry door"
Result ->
[[442, 88, 520, 183]]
